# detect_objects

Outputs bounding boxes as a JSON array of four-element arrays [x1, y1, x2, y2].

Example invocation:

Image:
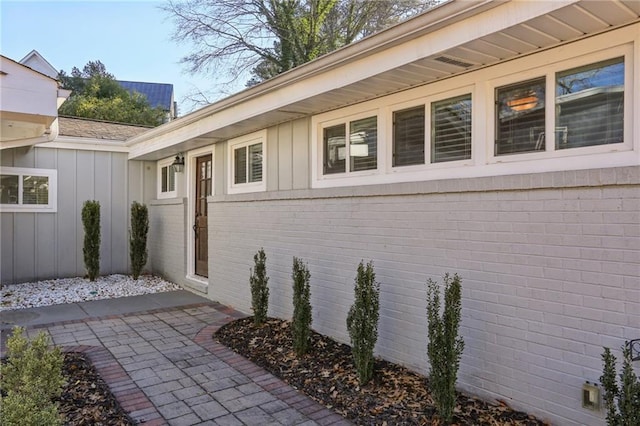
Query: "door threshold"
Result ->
[[184, 275, 208, 295]]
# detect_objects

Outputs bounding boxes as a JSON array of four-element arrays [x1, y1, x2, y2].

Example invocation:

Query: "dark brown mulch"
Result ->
[[58, 352, 136, 425], [215, 317, 549, 426]]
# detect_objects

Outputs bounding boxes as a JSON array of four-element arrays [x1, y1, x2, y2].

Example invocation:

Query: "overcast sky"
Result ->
[[1, 0, 245, 115]]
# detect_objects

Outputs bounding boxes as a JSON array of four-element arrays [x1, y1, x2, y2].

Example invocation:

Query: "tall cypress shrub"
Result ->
[[82, 200, 100, 281], [601, 345, 640, 426], [346, 260, 380, 385], [426, 273, 464, 424], [292, 257, 312, 356], [250, 248, 269, 326], [130, 202, 149, 280]]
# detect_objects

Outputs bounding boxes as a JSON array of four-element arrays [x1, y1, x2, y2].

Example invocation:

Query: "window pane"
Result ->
[[324, 124, 346, 174], [161, 166, 168, 192], [350, 116, 377, 172], [234, 146, 247, 184], [22, 176, 48, 205], [0, 175, 19, 204], [432, 94, 472, 163], [168, 167, 176, 192], [496, 77, 545, 155], [393, 106, 425, 167], [248, 143, 263, 183], [556, 57, 624, 149]]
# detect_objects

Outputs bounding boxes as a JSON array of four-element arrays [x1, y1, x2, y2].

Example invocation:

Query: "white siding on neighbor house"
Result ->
[[206, 166, 639, 426], [0, 147, 154, 284]]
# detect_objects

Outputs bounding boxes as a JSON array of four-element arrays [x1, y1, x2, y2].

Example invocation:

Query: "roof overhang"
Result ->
[[0, 56, 70, 150], [127, 0, 640, 161]]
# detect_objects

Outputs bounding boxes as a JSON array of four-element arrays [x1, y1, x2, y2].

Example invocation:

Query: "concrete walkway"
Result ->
[[0, 292, 351, 426]]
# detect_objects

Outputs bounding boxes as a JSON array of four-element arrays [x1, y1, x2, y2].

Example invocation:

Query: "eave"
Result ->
[[127, 0, 640, 161]]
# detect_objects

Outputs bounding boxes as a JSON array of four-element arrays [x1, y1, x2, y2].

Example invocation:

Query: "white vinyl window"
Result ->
[[157, 157, 177, 199], [228, 130, 267, 194], [0, 167, 57, 212], [323, 115, 378, 175], [495, 55, 626, 157]]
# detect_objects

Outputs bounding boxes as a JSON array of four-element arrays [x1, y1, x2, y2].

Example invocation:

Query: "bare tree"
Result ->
[[163, 0, 437, 90]]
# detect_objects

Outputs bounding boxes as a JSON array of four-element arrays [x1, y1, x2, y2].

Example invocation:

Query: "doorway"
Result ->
[[194, 154, 212, 277]]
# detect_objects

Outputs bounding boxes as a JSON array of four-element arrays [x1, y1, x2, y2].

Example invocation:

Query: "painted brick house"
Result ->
[[2, 1, 639, 424]]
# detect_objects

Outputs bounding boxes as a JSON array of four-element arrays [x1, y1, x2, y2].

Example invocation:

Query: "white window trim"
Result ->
[[157, 157, 177, 199], [319, 109, 381, 179], [487, 43, 633, 165], [227, 130, 267, 194], [0, 167, 57, 213], [387, 85, 475, 173], [311, 27, 638, 189]]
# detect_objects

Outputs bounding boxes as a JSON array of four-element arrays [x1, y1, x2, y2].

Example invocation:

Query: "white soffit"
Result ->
[[128, 0, 640, 160]]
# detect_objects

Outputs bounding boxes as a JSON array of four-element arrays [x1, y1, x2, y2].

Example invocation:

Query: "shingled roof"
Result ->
[[118, 80, 174, 111], [58, 116, 151, 141]]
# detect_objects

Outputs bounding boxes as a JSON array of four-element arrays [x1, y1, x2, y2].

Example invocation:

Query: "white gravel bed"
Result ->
[[0, 274, 182, 311]]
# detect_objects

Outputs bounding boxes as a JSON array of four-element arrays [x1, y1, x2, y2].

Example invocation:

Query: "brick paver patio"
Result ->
[[3, 301, 351, 426]]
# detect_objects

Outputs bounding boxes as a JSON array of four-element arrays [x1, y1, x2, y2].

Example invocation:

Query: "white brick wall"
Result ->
[[206, 167, 639, 426], [148, 198, 187, 285]]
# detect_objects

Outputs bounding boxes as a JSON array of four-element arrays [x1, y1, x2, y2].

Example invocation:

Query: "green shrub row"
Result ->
[[81, 200, 149, 280], [248, 249, 464, 423]]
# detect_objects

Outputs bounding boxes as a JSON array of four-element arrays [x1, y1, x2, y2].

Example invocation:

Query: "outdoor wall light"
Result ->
[[171, 154, 185, 173]]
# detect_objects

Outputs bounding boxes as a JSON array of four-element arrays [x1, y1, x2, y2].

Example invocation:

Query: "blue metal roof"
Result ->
[[118, 80, 173, 110]]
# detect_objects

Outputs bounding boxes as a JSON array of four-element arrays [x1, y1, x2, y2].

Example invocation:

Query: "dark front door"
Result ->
[[194, 155, 212, 277]]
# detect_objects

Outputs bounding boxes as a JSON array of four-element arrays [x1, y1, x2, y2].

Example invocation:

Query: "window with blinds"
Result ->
[[350, 116, 377, 172], [393, 106, 425, 167], [248, 143, 263, 182], [495, 78, 546, 156], [432, 94, 472, 163], [556, 57, 624, 149], [323, 116, 377, 175], [0, 167, 57, 212], [160, 165, 176, 193], [234, 142, 263, 184]]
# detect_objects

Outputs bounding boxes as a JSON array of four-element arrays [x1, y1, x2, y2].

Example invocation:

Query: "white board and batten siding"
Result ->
[[0, 147, 154, 284]]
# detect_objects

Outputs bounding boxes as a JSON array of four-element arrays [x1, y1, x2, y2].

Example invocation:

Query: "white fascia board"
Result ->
[[127, 0, 580, 160], [40, 136, 129, 152]]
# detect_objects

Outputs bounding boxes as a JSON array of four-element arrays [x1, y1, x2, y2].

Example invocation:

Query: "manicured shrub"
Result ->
[[82, 200, 101, 281], [601, 345, 640, 426], [346, 260, 380, 385], [426, 273, 464, 424], [130, 201, 149, 280], [0, 326, 64, 426], [250, 248, 269, 326], [292, 257, 312, 356]]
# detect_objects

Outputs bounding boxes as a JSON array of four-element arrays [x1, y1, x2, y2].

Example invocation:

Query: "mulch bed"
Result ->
[[58, 352, 136, 425], [215, 317, 549, 426]]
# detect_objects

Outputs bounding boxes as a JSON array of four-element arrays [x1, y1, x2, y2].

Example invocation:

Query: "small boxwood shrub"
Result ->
[[346, 260, 380, 385], [0, 326, 64, 426], [250, 248, 269, 326], [130, 201, 149, 280], [82, 200, 101, 281], [292, 257, 312, 357]]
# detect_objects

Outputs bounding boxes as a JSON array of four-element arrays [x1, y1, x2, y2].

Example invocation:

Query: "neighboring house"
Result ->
[[0, 55, 71, 151], [18, 49, 58, 79], [1, 1, 639, 425], [118, 81, 177, 122], [20, 50, 177, 121]]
